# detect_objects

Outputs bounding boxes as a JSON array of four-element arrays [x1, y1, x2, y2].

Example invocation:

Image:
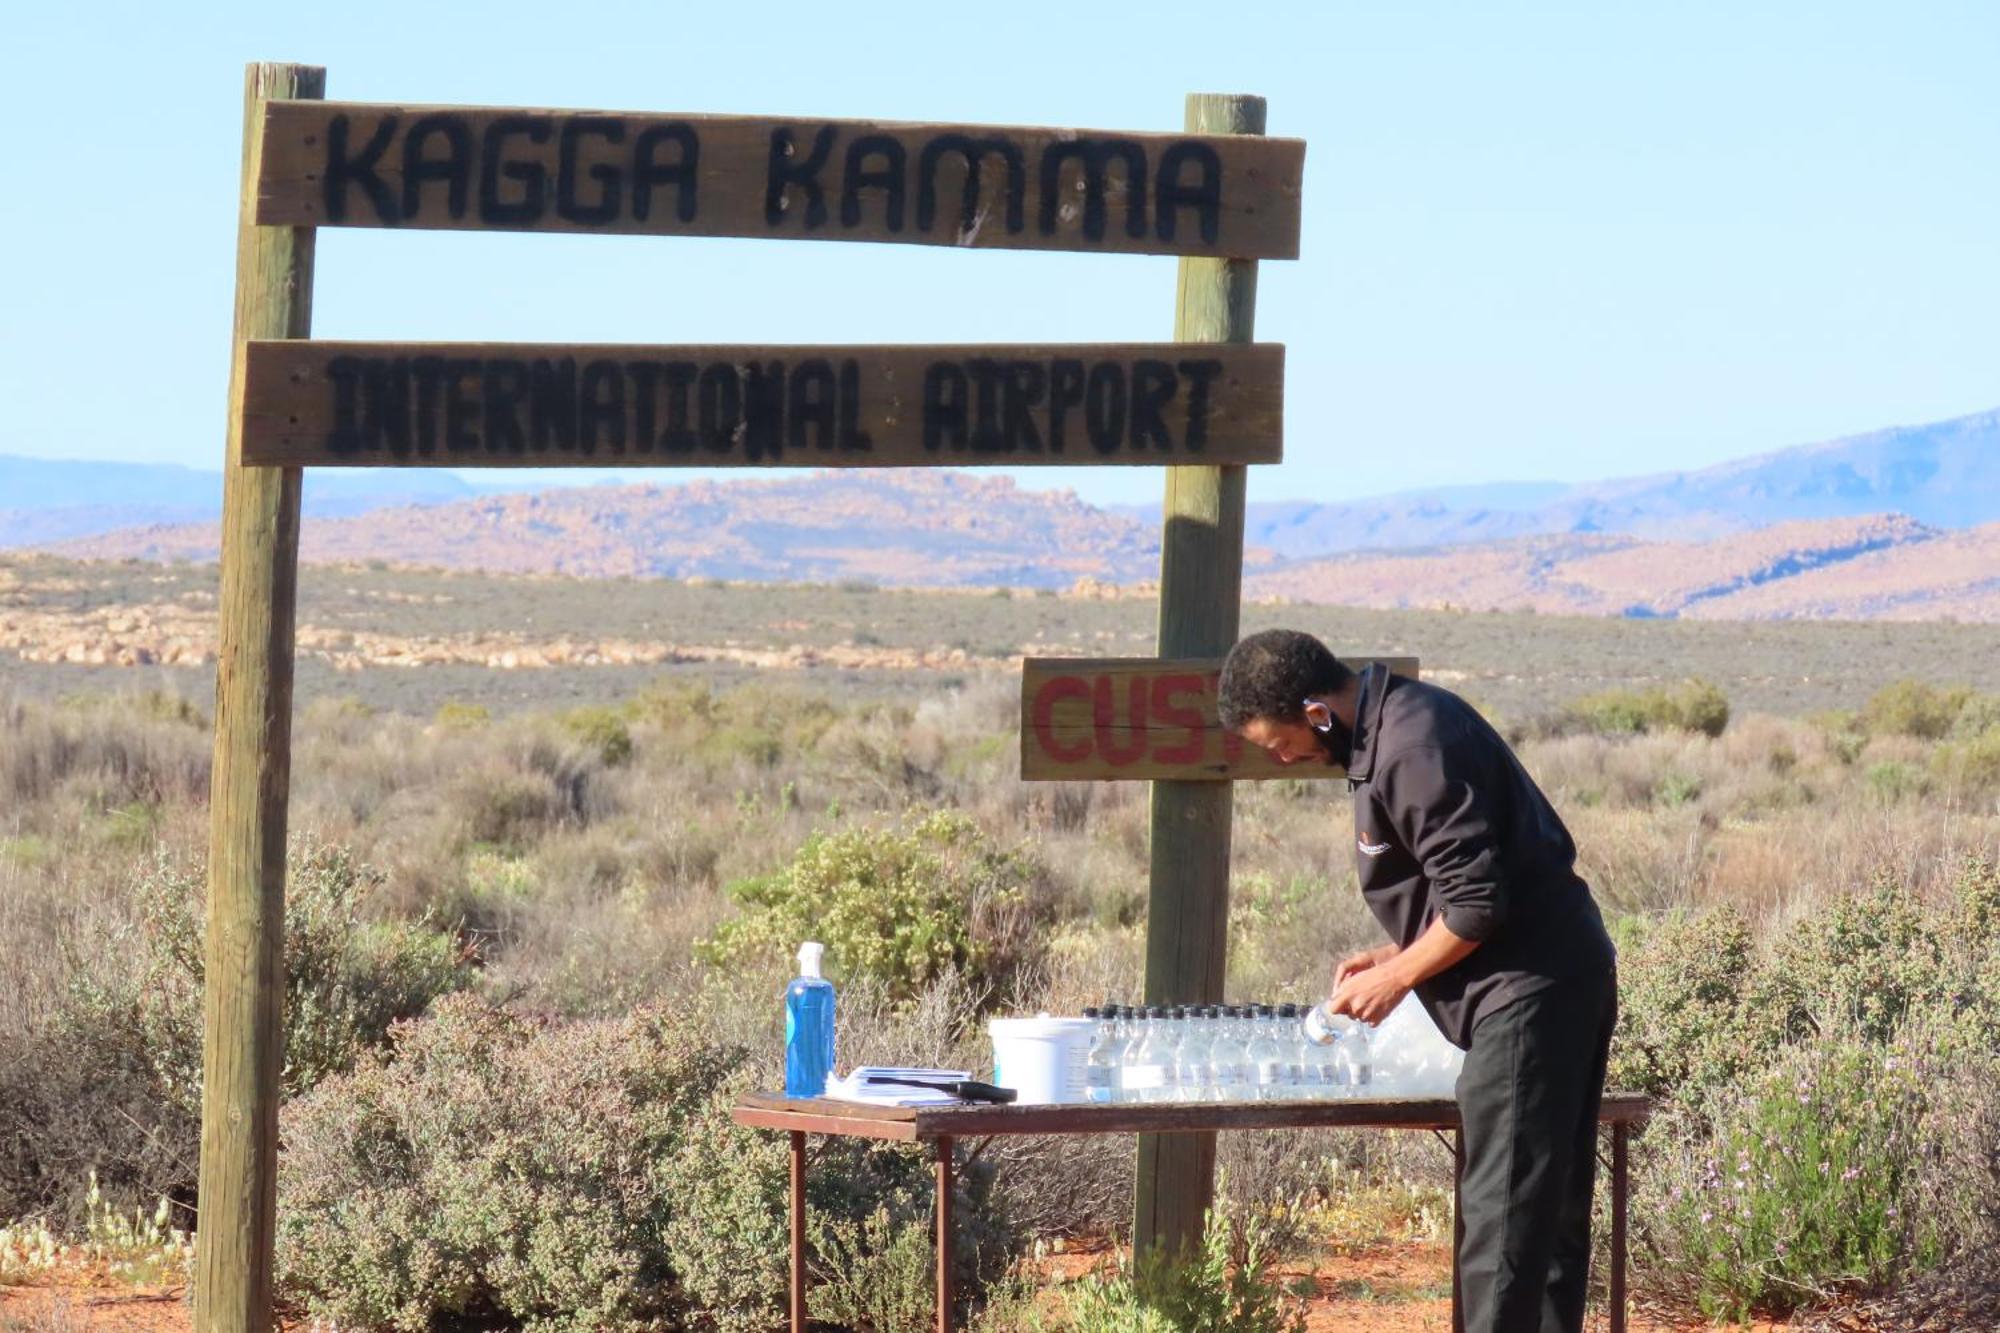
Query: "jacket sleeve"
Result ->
[[1375, 742, 1508, 942]]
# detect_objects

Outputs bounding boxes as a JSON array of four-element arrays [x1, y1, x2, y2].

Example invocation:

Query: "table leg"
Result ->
[[935, 1136, 955, 1333], [1611, 1122, 1629, 1333], [790, 1131, 807, 1333], [1451, 1128, 1465, 1333]]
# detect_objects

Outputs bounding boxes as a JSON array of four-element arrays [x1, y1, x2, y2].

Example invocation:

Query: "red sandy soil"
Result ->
[[3, 1244, 1787, 1331]]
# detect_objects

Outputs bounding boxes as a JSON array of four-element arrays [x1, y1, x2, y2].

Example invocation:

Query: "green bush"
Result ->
[[1859, 679, 1972, 740], [278, 996, 743, 1332], [1931, 727, 2000, 795], [1865, 761, 1928, 801], [1610, 908, 1771, 1103], [0, 841, 470, 1229], [696, 811, 1045, 1002], [1566, 678, 1730, 738], [1051, 1209, 1309, 1333], [1748, 873, 1955, 1047], [73, 840, 472, 1116], [562, 705, 634, 766], [1644, 1036, 1962, 1321]]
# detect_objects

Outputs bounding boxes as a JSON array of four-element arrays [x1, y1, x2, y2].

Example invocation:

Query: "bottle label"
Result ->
[[1124, 1065, 1165, 1091], [1256, 1059, 1285, 1086]]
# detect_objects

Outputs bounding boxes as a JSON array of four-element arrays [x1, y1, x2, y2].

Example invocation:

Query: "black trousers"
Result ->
[[1453, 968, 1617, 1333]]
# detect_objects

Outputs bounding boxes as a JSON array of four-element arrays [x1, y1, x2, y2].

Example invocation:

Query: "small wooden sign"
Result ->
[[255, 101, 1305, 259], [239, 341, 1283, 467], [1020, 656, 1420, 782]]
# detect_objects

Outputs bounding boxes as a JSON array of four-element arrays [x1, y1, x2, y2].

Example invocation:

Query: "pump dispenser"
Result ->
[[785, 941, 836, 1097]]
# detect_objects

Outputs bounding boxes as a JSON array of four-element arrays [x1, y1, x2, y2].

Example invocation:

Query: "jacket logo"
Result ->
[[1358, 835, 1391, 856]]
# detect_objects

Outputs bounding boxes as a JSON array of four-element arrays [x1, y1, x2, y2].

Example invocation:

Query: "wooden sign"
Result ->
[[1021, 656, 1421, 781], [255, 102, 1305, 259], [240, 341, 1283, 467]]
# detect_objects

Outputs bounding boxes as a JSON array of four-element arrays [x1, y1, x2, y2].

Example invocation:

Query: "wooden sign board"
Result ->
[[1021, 656, 1421, 782], [255, 102, 1305, 260], [240, 341, 1283, 468]]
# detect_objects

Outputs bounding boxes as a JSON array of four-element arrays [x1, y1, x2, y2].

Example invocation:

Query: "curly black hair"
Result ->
[[1215, 629, 1353, 730]]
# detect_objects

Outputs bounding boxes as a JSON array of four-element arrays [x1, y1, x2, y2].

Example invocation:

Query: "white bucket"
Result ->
[[988, 1015, 1096, 1105]]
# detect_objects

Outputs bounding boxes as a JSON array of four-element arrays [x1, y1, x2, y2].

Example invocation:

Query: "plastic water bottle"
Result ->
[[1084, 1006, 1120, 1104], [1208, 1005, 1247, 1101], [1247, 1004, 1285, 1100], [1124, 1006, 1169, 1102], [784, 941, 836, 1097], [1176, 1005, 1214, 1103], [1277, 1003, 1307, 1096], [1160, 1006, 1188, 1103], [1299, 1002, 1341, 1097], [1303, 999, 1373, 1093]]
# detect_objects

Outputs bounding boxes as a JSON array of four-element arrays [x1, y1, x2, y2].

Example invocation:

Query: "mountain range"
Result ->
[[9, 406, 1999, 620]]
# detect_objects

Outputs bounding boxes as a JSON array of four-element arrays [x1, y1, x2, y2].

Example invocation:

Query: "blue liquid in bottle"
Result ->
[[784, 941, 836, 1097]]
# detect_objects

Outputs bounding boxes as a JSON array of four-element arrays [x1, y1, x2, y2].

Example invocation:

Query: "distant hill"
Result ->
[[55, 471, 1169, 589], [1141, 407, 2000, 559], [29, 405, 2000, 620], [0, 455, 511, 547], [1242, 513, 2000, 621]]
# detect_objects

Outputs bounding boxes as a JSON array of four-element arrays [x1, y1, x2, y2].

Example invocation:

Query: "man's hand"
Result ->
[[1331, 963, 1410, 1026], [1333, 942, 1399, 988]]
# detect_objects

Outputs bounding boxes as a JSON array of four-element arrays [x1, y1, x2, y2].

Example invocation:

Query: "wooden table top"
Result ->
[[732, 1090, 1652, 1142]]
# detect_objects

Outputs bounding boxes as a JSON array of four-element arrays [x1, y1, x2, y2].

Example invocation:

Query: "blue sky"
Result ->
[[1, 1, 1993, 507]]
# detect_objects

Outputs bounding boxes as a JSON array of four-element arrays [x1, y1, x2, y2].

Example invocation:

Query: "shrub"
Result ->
[[278, 996, 742, 1332], [696, 811, 1047, 1002], [562, 705, 633, 766], [1565, 678, 1729, 739], [433, 700, 491, 730], [0, 841, 470, 1229], [657, 1072, 1012, 1333], [1860, 679, 1972, 740], [1642, 1034, 1971, 1321], [1865, 761, 1928, 801], [1949, 693, 2000, 740], [1747, 873, 1955, 1046], [1051, 1209, 1310, 1333], [1609, 907, 1772, 1103], [1930, 728, 2000, 796]]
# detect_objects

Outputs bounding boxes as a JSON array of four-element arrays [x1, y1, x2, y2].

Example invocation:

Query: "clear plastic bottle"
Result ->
[[1202, 1005, 1235, 1101], [1299, 1001, 1341, 1097], [1342, 1016, 1373, 1093], [1303, 999, 1373, 1094], [1160, 1006, 1188, 1103], [1276, 1003, 1307, 1098], [1125, 1006, 1170, 1103], [1175, 1005, 1212, 1103], [1084, 1006, 1118, 1104], [784, 941, 836, 1098], [1246, 1004, 1284, 1100]]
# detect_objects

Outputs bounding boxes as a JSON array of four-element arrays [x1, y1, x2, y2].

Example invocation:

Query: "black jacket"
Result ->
[[1344, 663, 1615, 1048]]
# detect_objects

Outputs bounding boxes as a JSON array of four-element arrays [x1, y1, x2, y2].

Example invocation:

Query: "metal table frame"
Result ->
[[733, 1091, 1651, 1333]]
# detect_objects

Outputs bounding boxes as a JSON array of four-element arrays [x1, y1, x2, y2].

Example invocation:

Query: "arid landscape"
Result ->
[[4, 550, 1999, 1331]]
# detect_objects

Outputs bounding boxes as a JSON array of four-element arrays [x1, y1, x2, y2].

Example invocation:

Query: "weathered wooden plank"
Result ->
[[256, 101, 1305, 259], [730, 1091, 1653, 1140], [198, 61, 319, 1333], [239, 340, 1284, 468], [1021, 655, 1420, 782]]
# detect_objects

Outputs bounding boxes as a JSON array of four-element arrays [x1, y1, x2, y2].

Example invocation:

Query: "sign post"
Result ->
[[199, 61, 320, 1333], [1132, 92, 1265, 1261], [202, 68, 1306, 1330]]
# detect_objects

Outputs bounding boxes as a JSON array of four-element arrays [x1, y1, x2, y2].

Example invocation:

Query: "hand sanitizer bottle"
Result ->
[[785, 941, 835, 1097]]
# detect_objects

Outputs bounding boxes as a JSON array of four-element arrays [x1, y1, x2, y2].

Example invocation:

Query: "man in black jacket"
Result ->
[[1217, 628, 1617, 1333]]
